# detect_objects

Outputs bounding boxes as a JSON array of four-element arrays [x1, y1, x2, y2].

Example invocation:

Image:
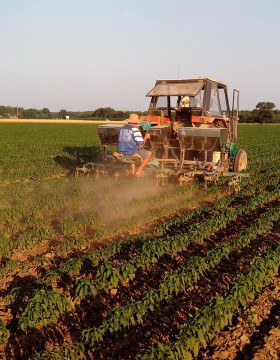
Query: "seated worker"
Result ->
[[175, 96, 191, 123], [180, 96, 190, 107], [117, 113, 152, 176], [177, 96, 202, 109]]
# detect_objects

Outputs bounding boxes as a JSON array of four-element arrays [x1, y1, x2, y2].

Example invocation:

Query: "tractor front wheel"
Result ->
[[233, 149, 248, 173]]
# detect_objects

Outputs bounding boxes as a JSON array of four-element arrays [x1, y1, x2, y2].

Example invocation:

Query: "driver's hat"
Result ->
[[127, 113, 141, 124], [181, 96, 190, 103]]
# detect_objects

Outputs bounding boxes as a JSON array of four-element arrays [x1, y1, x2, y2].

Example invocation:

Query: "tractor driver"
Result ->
[[117, 113, 152, 176], [180, 96, 190, 107], [175, 96, 190, 113], [177, 96, 202, 108]]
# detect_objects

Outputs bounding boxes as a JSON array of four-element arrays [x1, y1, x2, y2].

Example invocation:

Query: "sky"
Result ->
[[1, 0, 280, 112]]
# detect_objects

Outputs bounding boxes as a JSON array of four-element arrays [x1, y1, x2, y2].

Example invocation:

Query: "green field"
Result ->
[[0, 123, 279, 181], [0, 123, 101, 180], [0, 124, 279, 359]]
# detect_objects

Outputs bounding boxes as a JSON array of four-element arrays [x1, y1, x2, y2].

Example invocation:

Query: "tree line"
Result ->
[[0, 106, 146, 121], [238, 102, 280, 123], [0, 102, 279, 123]]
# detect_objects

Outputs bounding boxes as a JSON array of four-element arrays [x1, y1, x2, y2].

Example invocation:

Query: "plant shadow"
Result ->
[[53, 145, 103, 175]]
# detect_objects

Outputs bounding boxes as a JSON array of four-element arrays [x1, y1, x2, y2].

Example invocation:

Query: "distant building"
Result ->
[[65, 116, 70, 120]]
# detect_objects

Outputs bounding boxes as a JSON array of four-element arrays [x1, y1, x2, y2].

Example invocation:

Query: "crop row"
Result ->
[[0, 179, 205, 260], [0, 184, 208, 278], [11, 188, 279, 338], [1, 188, 279, 336], [81, 205, 280, 349], [74, 186, 280, 300], [0, 161, 278, 268], [26, 204, 280, 359], [139, 242, 280, 359], [0, 172, 274, 282], [0, 181, 224, 279], [0, 179, 263, 284], [3, 189, 279, 334]]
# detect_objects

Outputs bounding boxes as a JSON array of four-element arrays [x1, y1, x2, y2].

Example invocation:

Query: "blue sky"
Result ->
[[1, 0, 279, 112]]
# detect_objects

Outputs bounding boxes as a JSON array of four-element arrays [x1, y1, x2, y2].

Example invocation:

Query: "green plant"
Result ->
[[19, 289, 71, 330]]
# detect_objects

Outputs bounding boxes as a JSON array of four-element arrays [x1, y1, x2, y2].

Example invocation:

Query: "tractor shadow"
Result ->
[[53, 145, 102, 175]]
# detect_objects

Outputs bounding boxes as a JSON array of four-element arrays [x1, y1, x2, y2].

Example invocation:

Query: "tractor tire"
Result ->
[[233, 149, 248, 173]]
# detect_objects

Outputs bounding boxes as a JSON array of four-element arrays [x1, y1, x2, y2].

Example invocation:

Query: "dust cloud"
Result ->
[[8, 175, 199, 233], [77, 176, 170, 226]]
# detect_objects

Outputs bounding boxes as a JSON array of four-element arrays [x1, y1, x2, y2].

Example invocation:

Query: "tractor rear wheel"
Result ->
[[233, 149, 248, 172]]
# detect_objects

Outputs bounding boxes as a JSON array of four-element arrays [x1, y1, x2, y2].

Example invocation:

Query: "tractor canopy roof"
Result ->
[[146, 78, 227, 97]]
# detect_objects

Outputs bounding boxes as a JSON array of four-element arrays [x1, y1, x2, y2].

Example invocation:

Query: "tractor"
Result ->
[[95, 77, 248, 189]]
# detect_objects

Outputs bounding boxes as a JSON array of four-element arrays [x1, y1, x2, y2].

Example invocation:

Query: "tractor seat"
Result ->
[[113, 152, 143, 164]]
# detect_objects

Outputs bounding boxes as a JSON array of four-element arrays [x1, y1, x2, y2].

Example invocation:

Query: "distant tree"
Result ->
[[238, 110, 254, 123], [92, 107, 115, 119], [274, 110, 280, 123], [114, 110, 129, 119], [40, 108, 52, 119], [20, 108, 38, 119], [0, 105, 17, 117], [42, 108, 50, 115], [253, 102, 276, 123], [59, 109, 68, 119]]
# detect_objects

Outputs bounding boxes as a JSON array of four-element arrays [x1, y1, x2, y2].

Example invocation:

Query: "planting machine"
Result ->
[[88, 78, 248, 190]]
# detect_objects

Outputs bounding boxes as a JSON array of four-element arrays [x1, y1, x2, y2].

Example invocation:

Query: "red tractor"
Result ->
[[97, 77, 248, 189]]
